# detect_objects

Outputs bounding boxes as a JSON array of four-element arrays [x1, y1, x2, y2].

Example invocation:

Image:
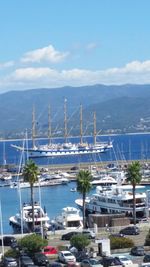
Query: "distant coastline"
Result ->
[[1, 131, 150, 142]]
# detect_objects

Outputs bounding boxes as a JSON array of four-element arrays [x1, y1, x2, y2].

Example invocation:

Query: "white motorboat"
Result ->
[[70, 187, 77, 192], [91, 176, 117, 186], [9, 202, 50, 232], [75, 185, 147, 219], [54, 206, 83, 229]]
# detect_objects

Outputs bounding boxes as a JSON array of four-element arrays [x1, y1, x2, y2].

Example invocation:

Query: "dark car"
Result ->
[[143, 255, 150, 263], [73, 251, 89, 262], [50, 262, 63, 267], [20, 255, 34, 267], [0, 236, 17, 246], [33, 252, 49, 266], [61, 231, 79, 240], [131, 246, 145, 256], [119, 226, 140, 235], [2, 257, 18, 267], [81, 258, 103, 267], [101, 256, 122, 267]]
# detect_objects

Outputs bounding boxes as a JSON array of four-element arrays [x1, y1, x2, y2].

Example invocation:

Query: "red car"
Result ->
[[42, 246, 58, 256]]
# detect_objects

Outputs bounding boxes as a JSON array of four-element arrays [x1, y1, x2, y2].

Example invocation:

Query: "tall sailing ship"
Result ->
[[12, 100, 113, 158]]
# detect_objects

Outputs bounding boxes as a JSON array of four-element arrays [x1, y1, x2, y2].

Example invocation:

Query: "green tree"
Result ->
[[23, 159, 39, 231], [19, 234, 48, 254], [77, 170, 92, 228], [70, 234, 90, 251], [126, 161, 142, 225]]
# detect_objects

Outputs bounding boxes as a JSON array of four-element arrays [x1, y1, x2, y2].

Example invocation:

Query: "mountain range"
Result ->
[[1, 84, 150, 138]]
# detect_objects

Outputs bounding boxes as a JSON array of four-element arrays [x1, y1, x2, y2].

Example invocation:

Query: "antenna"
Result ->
[[0, 201, 4, 256], [93, 112, 97, 145], [80, 104, 83, 144], [48, 105, 52, 145], [32, 106, 36, 148], [64, 98, 67, 143]]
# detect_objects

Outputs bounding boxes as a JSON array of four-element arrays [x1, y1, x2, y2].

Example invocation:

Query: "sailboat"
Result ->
[[11, 101, 113, 158]]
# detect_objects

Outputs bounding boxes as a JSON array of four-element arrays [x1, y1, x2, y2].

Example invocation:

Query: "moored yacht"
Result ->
[[75, 185, 147, 219], [54, 206, 83, 229], [9, 202, 50, 232]]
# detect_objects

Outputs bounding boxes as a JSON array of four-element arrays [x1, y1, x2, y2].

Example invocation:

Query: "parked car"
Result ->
[[2, 257, 18, 267], [58, 251, 76, 264], [130, 246, 145, 256], [0, 236, 17, 246], [82, 229, 96, 239], [81, 258, 103, 267], [115, 255, 133, 266], [43, 246, 58, 256], [61, 231, 79, 240], [101, 256, 122, 267], [20, 255, 34, 267], [73, 250, 89, 262], [50, 262, 63, 267], [33, 253, 49, 266], [119, 226, 140, 235], [143, 254, 150, 263]]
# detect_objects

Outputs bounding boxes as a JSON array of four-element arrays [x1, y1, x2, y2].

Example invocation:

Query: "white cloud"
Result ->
[[86, 42, 97, 51], [1, 60, 150, 92], [21, 45, 69, 63], [0, 61, 14, 69]]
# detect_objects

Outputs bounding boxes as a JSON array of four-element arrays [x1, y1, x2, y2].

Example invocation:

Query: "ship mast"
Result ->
[[48, 105, 52, 145], [32, 106, 36, 148], [64, 98, 67, 143], [93, 111, 97, 145], [80, 104, 83, 144]]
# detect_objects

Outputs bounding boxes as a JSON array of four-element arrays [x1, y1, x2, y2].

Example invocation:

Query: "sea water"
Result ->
[[0, 132, 150, 234]]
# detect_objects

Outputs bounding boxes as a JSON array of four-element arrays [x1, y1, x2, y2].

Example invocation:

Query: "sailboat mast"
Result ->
[[64, 98, 67, 143], [80, 104, 83, 144], [93, 111, 97, 145], [32, 106, 36, 148], [48, 105, 52, 145]]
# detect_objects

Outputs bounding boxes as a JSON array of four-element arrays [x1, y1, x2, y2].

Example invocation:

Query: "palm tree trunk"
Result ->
[[31, 184, 35, 231], [133, 184, 136, 225], [83, 192, 86, 229]]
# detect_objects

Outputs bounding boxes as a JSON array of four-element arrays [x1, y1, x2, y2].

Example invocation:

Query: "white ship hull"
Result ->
[[12, 142, 113, 158]]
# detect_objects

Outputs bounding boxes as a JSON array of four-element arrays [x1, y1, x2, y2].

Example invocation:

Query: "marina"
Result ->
[[1, 132, 150, 234]]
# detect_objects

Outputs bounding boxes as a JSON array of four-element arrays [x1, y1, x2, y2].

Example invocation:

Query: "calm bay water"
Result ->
[[1, 132, 150, 166], [0, 132, 150, 234]]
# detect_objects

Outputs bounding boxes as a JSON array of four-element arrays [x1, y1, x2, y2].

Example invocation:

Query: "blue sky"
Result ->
[[0, 0, 150, 92]]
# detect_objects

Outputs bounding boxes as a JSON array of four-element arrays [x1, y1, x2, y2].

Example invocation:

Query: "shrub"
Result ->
[[19, 234, 48, 254], [110, 236, 134, 249], [70, 234, 90, 251], [145, 229, 150, 246], [4, 249, 19, 258]]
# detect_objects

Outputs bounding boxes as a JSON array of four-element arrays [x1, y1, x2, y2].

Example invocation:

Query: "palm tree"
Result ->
[[23, 159, 39, 231], [77, 170, 92, 228], [126, 161, 142, 225]]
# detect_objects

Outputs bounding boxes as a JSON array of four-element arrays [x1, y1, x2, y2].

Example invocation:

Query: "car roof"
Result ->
[[5, 257, 16, 261], [60, 250, 72, 253]]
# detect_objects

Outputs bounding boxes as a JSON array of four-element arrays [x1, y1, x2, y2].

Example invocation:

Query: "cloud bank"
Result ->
[[0, 44, 150, 92]]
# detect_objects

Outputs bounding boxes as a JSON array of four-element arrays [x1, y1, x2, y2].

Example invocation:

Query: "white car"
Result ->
[[116, 255, 133, 266], [58, 250, 76, 263]]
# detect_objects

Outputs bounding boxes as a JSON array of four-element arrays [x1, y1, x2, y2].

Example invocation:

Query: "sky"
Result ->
[[1, 0, 150, 93]]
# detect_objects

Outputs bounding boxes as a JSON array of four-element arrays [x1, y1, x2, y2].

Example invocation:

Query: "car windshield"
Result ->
[[119, 257, 130, 261], [137, 247, 144, 251], [64, 252, 72, 257], [90, 259, 100, 265]]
